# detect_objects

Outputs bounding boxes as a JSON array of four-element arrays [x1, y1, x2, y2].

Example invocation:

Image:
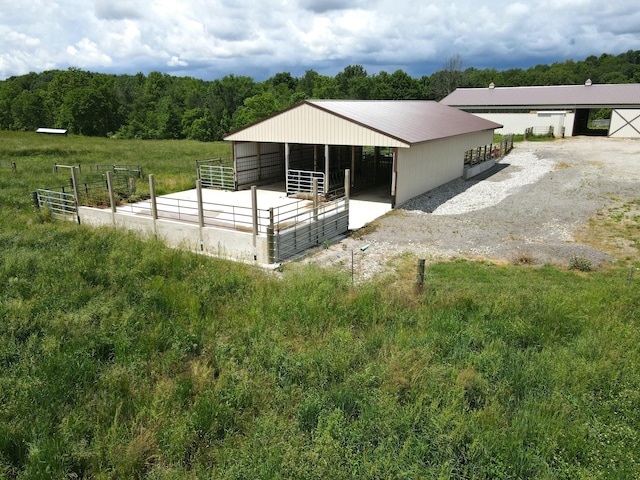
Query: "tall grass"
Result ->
[[1, 132, 640, 478]]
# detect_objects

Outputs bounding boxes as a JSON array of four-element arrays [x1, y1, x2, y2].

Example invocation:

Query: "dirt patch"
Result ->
[[299, 137, 640, 279]]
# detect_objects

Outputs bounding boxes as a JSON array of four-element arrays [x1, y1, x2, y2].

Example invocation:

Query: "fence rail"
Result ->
[[464, 134, 514, 167], [90, 164, 143, 178], [287, 169, 326, 195]]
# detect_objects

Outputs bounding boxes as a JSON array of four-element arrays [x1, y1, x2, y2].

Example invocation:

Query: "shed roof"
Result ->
[[224, 100, 501, 147], [441, 83, 640, 109]]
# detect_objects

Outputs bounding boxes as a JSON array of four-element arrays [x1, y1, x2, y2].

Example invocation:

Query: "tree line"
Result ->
[[0, 50, 638, 141]]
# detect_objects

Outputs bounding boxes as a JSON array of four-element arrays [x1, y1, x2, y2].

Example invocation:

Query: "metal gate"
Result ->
[[35, 189, 76, 219], [197, 158, 236, 190], [287, 169, 326, 195], [270, 197, 349, 262]]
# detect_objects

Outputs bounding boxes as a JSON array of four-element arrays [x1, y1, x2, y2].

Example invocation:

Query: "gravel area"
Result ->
[[300, 137, 640, 279]]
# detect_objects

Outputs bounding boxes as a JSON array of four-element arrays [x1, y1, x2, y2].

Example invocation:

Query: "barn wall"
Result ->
[[609, 109, 640, 138], [226, 103, 409, 148], [395, 131, 493, 206], [473, 112, 575, 137]]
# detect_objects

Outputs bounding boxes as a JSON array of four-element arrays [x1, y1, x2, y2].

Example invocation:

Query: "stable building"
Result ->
[[441, 81, 640, 138], [224, 100, 501, 207]]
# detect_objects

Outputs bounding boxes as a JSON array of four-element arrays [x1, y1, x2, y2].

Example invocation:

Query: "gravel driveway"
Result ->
[[301, 137, 640, 279]]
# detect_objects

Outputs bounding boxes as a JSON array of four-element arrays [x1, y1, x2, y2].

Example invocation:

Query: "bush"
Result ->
[[568, 254, 593, 272]]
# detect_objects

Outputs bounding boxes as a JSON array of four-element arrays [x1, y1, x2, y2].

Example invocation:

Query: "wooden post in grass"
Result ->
[[416, 258, 426, 291]]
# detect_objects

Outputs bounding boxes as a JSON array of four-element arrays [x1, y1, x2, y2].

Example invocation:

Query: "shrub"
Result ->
[[568, 254, 592, 272]]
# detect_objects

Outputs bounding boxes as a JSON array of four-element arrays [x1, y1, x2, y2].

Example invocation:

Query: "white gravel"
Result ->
[[297, 137, 640, 280], [401, 151, 556, 215]]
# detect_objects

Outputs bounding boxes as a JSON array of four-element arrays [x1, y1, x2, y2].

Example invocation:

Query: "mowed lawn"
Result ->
[[1, 131, 640, 479]]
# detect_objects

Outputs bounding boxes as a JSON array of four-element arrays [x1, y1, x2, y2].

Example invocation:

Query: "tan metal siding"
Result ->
[[473, 112, 575, 137], [225, 103, 409, 148], [395, 131, 494, 206]]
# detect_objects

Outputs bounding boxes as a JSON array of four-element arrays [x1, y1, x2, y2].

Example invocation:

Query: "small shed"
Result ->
[[441, 81, 640, 138], [36, 127, 68, 136], [224, 100, 501, 207]]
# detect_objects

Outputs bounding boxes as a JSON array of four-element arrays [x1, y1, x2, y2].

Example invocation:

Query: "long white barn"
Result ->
[[441, 81, 640, 139]]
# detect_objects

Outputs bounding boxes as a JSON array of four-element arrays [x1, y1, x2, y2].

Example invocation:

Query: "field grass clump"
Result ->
[[1, 132, 640, 478]]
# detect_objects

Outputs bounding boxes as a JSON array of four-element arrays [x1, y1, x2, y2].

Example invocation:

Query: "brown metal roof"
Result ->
[[306, 100, 501, 144], [441, 83, 640, 109]]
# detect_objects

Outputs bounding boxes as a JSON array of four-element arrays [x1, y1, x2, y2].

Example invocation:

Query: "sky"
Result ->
[[1, 0, 639, 81]]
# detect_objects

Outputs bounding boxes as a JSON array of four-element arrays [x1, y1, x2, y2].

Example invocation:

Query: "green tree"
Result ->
[[11, 90, 50, 130]]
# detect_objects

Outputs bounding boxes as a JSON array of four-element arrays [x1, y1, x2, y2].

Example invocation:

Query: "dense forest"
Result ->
[[1, 50, 639, 141]]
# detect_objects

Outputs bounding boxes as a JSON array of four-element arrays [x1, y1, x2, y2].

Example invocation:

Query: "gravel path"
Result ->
[[300, 137, 640, 279]]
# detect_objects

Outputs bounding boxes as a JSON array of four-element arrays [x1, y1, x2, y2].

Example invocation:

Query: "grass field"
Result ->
[[1, 131, 640, 478]]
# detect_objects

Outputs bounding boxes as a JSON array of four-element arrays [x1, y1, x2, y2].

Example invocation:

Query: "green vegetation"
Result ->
[[1, 132, 640, 478], [1, 50, 639, 141]]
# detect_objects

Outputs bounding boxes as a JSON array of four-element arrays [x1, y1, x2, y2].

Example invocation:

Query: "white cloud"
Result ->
[[0, 0, 638, 80]]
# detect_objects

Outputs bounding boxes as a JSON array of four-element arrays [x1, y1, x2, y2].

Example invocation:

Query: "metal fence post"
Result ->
[[267, 208, 275, 264], [196, 179, 205, 251], [149, 174, 158, 236]]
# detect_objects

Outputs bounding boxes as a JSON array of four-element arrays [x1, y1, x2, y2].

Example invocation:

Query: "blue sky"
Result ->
[[1, 0, 639, 81]]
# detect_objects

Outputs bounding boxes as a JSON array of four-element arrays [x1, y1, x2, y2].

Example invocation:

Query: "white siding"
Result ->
[[395, 131, 493, 206], [473, 112, 575, 137], [609, 109, 640, 138], [225, 103, 410, 148]]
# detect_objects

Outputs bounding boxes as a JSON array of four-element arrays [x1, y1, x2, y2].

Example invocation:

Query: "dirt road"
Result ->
[[301, 137, 640, 279]]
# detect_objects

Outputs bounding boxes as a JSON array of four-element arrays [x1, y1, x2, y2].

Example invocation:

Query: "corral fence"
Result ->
[[464, 134, 514, 167], [89, 164, 144, 178], [76, 174, 131, 207], [196, 158, 236, 190], [270, 196, 349, 263], [287, 169, 326, 195]]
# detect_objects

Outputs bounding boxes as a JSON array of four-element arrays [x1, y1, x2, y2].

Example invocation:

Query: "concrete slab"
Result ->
[[348, 185, 393, 230], [117, 184, 392, 232]]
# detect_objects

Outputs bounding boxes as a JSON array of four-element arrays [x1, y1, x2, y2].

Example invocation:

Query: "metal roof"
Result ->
[[441, 83, 640, 109], [224, 100, 501, 146]]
